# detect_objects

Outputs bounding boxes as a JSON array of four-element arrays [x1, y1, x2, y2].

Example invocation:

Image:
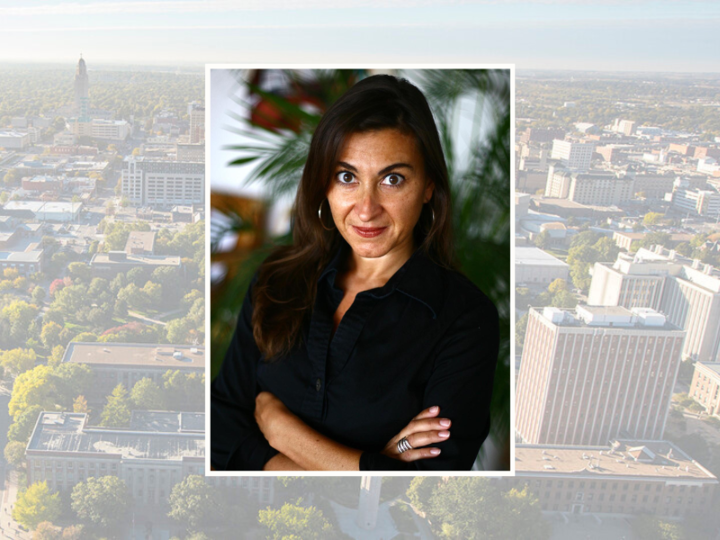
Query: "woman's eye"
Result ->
[[382, 173, 405, 186], [336, 171, 355, 184]]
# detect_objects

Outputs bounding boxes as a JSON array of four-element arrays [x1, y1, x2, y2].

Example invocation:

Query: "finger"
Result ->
[[398, 447, 441, 462], [403, 417, 451, 437], [407, 430, 450, 449], [412, 406, 441, 421]]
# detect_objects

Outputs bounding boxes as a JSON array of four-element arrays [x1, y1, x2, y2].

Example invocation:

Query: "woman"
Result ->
[[211, 74, 499, 471]]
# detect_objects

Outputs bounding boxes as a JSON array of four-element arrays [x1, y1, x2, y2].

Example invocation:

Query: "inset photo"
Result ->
[[207, 68, 512, 473]]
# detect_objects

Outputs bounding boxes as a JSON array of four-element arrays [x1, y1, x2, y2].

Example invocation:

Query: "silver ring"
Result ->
[[397, 436, 413, 454]]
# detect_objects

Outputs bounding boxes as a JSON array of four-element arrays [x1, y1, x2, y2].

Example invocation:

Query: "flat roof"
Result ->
[[63, 342, 205, 369], [130, 411, 204, 433], [124, 231, 155, 253], [515, 247, 569, 268], [515, 440, 716, 481], [90, 253, 181, 267], [698, 362, 720, 378], [27, 412, 204, 461]]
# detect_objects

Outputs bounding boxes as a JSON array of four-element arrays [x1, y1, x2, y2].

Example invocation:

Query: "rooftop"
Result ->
[[27, 411, 204, 462], [515, 440, 716, 481], [698, 362, 720, 378], [90, 252, 181, 267], [515, 246, 569, 268], [62, 342, 205, 369]]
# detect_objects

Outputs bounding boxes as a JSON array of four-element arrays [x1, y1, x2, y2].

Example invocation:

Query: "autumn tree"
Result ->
[[13, 481, 61, 530]]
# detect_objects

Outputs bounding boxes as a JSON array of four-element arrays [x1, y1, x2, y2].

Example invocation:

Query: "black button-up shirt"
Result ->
[[211, 245, 499, 471]]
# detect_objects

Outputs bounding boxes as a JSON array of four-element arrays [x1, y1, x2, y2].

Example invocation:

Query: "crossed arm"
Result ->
[[254, 392, 451, 471]]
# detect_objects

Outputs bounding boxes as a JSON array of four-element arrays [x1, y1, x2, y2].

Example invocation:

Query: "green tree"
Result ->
[[533, 230, 551, 249], [168, 475, 224, 532], [4, 440, 27, 468], [8, 405, 44, 443], [163, 371, 204, 411], [8, 365, 56, 419], [258, 503, 335, 540], [547, 278, 568, 294], [550, 290, 578, 308], [515, 313, 529, 351], [41, 322, 63, 350], [100, 384, 131, 427], [503, 486, 550, 540], [643, 212, 665, 226], [13, 481, 61, 530], [1, 348, 37, 376], [429, 477, 506, 539], [67, 262, 92, 282], [407, 476, 437, 514], [71, 476, 131, 531], [73, 395, 89, 414], [130, 377, 164, 410], [31, 286, 47, 305]]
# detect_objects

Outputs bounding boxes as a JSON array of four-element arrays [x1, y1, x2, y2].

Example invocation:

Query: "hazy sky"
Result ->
[[0, 0, 717, 71]]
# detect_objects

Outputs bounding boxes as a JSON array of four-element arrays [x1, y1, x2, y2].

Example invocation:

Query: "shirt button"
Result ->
[[315, 378, 322, 392]]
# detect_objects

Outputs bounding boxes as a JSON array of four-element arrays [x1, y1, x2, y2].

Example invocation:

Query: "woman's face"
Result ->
[[326, 128, 434, 261]]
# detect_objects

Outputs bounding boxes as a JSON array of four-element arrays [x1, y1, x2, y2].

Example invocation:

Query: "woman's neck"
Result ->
[[345, 241, 415, 288]]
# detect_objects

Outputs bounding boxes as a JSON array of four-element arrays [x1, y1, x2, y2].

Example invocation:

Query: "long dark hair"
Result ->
[[252, 74, 455, 359]]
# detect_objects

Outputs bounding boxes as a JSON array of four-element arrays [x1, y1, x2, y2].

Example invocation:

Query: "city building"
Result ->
[[71, 119, 130, 140], [589, 247, 720, 363], [121, 157, 204, 207], [26, 411, 274, 505], [2, 201, 82, 222], [176, 142, 205, 162], [189, 104, 205, 144], [515, 246, 570, 286], [611, 119, 637, 136], [520, 127, 566, 145], [74, 55, 89, 120], [545, 166, 634, 206], [124, 231, 156, 255], [668, 181, 720, 218], [89, 251, 181, 277], [61, 343, 203, 400], [501, 440, 717, 518], [550, 140, 594, 171], [588, 250, 685, 310], [689, 362, 720, 417], [516, 306, 685, 446], [0, 131, 31, 149]]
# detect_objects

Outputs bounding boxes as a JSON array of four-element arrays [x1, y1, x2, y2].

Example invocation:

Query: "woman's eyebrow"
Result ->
[[378, 163, 413, 175]]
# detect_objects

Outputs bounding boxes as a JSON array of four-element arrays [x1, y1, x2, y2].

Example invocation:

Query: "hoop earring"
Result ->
[[318, 200, 335, 231]]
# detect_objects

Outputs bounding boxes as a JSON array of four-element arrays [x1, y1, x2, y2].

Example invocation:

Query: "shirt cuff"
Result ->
[[226, 438, 280, 471]]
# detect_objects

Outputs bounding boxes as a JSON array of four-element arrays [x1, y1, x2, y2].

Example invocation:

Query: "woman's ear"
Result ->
[[424, 180, 435, 204]]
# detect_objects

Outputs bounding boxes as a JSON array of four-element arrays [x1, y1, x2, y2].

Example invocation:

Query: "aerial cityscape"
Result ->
[[1, 57, 720, 538]]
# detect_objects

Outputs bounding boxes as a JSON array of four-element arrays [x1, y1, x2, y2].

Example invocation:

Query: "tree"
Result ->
[[41, 322, 63, 350], [503, 486, 550, 540], [31, 286, 47, 305], [643, 212, 665, 226], [533, 230, 551, 249], [163, 371, 204, 411], [100, 384, 131, 427], [13, 481, 61, 530], [4, 440, 27, 468], [33, 521, 62, 540], [407, 476, 438, 514], [130, 378, 164, 410], [48, 345, 65, 367], [258, 503, 335, 540], [8, 405, 44, 443], [515, 313, 529, 351], [550, 290, 578, 308], [168, 476, 224, 532], [73, 395, 89, 413], [547, 278, 568, 295], [67, 262, 91, 282], [1, 348, 37, 376], [71, 476, 131, 531]]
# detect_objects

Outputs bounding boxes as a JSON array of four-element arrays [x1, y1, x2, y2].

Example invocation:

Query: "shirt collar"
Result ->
[[318, 242, 444, 319]]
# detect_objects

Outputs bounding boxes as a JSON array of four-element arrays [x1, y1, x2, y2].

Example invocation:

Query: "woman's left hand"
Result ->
[[255, 391, 293, 445]]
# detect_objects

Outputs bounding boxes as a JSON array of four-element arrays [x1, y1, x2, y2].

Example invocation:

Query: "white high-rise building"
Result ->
[[121, 156, 204, 206], [516, 306, 685, 446], [550, 140, 594, 171]]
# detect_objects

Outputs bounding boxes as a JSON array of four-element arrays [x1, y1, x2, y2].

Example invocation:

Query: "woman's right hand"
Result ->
[[380, 406, 451, 462]]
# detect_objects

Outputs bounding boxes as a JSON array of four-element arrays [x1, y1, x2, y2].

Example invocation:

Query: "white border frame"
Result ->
[[204, 63, 516, 477]]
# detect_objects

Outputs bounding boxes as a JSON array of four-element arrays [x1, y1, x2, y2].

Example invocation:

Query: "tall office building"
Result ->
[[589, 247, 720, 362], [516, 306, 685, 446], [121, 156, 204, 206], [550, 140, 594, 171], [74, 55, 90, 121], [189, 104, 205, 144]]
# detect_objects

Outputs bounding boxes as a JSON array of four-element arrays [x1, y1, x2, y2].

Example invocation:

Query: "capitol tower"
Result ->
[[74, 54, 90, 120]]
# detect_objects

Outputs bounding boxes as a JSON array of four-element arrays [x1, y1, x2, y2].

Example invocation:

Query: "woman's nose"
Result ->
[[355, 187, 382, 222]]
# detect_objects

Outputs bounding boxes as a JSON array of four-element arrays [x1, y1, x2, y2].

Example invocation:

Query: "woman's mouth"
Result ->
[[352, 226, 387, 238]]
